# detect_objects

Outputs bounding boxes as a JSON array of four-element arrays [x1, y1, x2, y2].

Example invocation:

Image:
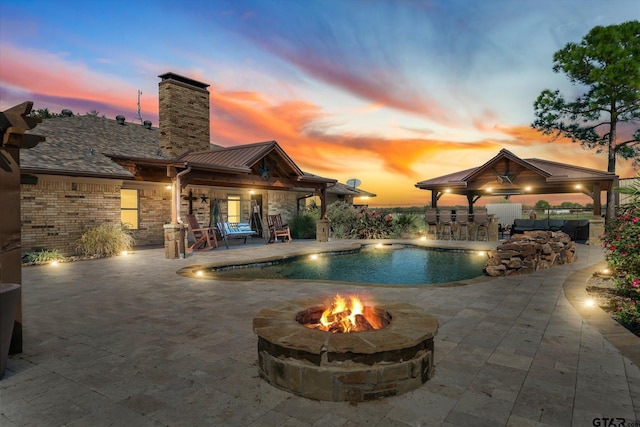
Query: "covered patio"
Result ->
[[111, 140, 337, 257], [415, 149, 618, 242]]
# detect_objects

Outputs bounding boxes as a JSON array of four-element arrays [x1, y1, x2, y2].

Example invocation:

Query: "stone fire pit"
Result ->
[[253, 298, 438, 402]]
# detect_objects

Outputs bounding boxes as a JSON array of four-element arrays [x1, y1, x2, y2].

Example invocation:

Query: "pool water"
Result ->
[[207, 246, 487, 286]]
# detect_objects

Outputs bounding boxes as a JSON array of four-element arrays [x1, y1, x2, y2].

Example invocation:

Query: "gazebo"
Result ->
[[415, 149, 617, 217]]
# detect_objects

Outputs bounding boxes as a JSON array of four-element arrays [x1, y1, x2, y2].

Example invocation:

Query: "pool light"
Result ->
[[309, 254, 319, 260]]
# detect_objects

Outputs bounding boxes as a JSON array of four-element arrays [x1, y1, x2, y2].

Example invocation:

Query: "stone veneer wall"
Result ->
[[21, 176, 170, 256], [267, 190, 298, 223]]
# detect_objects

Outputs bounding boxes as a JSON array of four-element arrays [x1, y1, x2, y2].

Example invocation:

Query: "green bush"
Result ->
[[290, 213, 317, 239], [393, 213, 420, 237], [326, 201, 358, 238], [24, 249, 64, 264], [76, 223, 135, 258], [602, 174, 639, 334], [353, 208, 394, 239], [615, 298, 640, 336]]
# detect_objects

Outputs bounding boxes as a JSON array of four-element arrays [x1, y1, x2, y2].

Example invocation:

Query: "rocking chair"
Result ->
[[267, 214, 292, 243], [185, 214, 218, 251]]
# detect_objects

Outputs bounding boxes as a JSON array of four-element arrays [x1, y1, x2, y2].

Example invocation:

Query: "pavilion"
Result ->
[[415, 148, 618, 218]]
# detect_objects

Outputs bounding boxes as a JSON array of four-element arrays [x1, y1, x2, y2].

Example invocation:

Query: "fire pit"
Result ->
[[253, 296, 438, 402]]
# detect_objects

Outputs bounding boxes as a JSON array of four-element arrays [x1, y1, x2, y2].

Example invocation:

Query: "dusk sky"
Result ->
[[1, 0, 638, 207]]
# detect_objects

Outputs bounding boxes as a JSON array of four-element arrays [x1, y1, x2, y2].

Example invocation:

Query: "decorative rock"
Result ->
[[484, 231, 576, 276]]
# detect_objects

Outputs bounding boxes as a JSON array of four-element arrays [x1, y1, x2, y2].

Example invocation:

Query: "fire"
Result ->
[[317, 294, 385, 333]]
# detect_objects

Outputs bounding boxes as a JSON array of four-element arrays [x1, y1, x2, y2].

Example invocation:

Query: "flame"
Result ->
[[317, 294, 384, 333]]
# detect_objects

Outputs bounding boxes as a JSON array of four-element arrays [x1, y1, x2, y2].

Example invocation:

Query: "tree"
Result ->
[[532, 21, 640, 221], [534, 200, 551, 210], [27, 107, 63, 119]]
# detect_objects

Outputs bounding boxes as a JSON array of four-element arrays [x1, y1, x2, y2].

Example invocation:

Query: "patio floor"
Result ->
[[1, 238, 639, 426]]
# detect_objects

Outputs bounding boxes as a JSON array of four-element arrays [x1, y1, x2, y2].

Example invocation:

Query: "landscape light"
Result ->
[[50, 260, 59, 267], [585, 299, 595, 308]]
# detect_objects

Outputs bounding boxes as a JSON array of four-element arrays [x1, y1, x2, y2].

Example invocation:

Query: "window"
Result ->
[[227, 194, 241, 223], [121, 189, 139, 229]]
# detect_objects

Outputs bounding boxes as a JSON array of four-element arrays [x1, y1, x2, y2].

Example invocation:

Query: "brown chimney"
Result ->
[[158, 72, 210, 157]]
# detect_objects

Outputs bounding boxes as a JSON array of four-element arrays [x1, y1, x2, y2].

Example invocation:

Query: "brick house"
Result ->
[[20, 72, 374, 255]]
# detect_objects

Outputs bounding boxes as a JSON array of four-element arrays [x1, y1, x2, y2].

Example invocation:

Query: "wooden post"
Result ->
[[0, 102, 44, 354]]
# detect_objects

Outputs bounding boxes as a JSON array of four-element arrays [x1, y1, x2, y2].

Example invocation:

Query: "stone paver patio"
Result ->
[[1, 239, 639, 426]]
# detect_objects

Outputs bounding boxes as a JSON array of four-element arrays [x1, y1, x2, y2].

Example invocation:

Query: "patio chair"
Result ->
[[424, 208, 438, 239], [185, 214, 218, 251], [217, 221, 258, 249], [267, 214, 292, 243], [438, 209, 454, 240], [455, 208, 470, 240], [474, 209, 489, 241]]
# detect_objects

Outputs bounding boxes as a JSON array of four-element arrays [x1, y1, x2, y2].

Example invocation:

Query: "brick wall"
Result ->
[[21, 177, 121, 255], [21, 176, 170, 256], [129, 183, 172, 247]]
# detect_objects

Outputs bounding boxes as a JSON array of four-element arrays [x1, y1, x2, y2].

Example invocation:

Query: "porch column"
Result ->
[[592, 182, 602, 217], [316, 186, 330, 242]]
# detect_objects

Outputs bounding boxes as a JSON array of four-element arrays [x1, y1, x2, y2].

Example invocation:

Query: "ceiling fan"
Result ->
[[493, 159, 518, 185], [260, 158, 273, 181]]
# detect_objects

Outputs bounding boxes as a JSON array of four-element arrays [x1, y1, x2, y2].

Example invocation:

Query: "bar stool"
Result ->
[[455, 208, 470, 240], [474, 209, 489, 241], [424, 208, 438, 240], [438, 209, 454, 240]]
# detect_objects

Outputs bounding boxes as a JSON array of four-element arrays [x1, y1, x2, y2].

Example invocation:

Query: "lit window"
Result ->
[[121, 189, 139, 229], [227, 195, 241, 223]]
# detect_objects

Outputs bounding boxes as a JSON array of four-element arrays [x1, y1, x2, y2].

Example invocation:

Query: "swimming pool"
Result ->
[[199, 244, 487, 286]]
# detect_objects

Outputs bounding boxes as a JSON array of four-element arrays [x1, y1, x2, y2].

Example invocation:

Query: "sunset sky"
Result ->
[[1, 0, 637, 207]]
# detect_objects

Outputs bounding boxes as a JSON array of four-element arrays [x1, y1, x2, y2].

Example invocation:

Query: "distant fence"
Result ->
[[370, 206, 595, 225]]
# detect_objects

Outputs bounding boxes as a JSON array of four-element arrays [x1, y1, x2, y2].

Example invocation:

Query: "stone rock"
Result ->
[[484, 264, 507, 276], [484, 231, 576, 276]]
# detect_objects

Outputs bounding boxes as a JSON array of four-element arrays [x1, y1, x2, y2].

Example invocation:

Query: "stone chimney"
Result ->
[[158, 72, 210, 157]]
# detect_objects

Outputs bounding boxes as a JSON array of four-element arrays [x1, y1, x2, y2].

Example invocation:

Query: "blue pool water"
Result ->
[[207, 245, 487, 286]]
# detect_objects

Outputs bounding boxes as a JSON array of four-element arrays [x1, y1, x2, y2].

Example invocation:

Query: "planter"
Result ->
[[1, 283, 21, 378]]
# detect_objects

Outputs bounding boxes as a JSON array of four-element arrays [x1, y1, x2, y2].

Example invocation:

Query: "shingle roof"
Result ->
[[24, 115, 162, 178], [22, 115, 339, 186]]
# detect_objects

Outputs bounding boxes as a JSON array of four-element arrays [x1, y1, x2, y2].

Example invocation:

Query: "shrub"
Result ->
[[615, 298, 640, 336], [24, 249, 64, 264], [353, 208, 394, 239], [326, 201, 358, 238], [76, 224, 135, 258], [393, 213, 420, 237], [602, 207, 640, 296], [602, 174, 640, 334], [290, 213, 317, 239]]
